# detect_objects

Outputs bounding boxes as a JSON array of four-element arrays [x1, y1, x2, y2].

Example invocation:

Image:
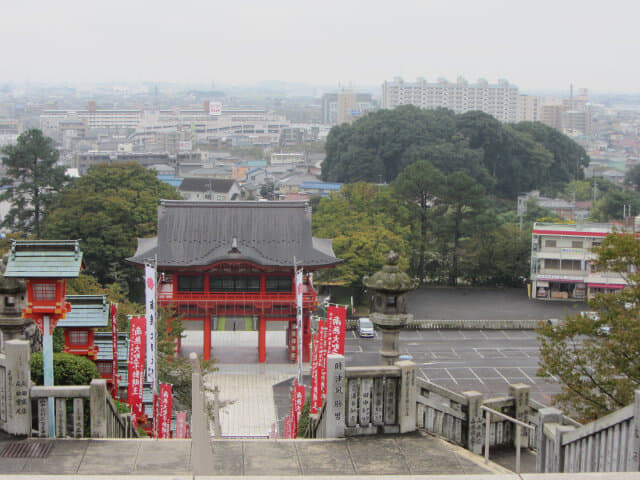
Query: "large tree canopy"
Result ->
[[321, 107, 589, 200], [43, 162, 181, 298], [0, 129, 69, 237]]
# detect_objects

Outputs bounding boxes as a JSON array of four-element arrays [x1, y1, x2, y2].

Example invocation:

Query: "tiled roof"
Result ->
[[94, 331, 128, 362], [4, 240, 83, 278], [128, 200, 340, 268], [57, 295, 108, 328]]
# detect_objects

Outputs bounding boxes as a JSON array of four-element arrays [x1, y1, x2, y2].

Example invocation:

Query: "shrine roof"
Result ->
[[57, 295, 108, 328], [128, 200, 341, 269], [4, 240, 83, 278], [94, 331, 129, 362]]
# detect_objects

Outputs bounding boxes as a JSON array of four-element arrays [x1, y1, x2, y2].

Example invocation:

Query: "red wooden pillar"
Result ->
[[203, 315, 211, 361], [258, 315, 266, 363], [303, 311, 311, 362]]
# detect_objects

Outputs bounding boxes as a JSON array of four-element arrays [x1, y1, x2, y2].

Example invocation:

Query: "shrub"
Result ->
[[30, 352, 100, 386]]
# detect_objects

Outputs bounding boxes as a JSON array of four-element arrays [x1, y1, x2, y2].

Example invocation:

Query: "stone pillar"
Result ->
[[3, 339, 31, 436], [536, 407, 562, 473], [190, 352, 212, 475], [629, 389, 640, 470], [396, 360, 416, 433], [324, 353, 346, 438], [509, 383, 530, 448], [89, 379, 107, 438], [464, 390, 484, 454]]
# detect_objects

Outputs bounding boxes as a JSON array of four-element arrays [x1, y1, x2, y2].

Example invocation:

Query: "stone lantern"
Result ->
[[363, 251, 417, 365]]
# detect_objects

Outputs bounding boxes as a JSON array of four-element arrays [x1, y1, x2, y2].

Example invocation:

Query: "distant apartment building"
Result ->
[[516, 95, 542, 122], [540, 88, 592, 136], [0, 119, 21, 147], [530, 222, 636, 301], [321, 92, 375, 124], [381, 76, 519, 123]]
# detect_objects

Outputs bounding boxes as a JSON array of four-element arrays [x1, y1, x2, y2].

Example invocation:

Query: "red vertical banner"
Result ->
[[295, 383, 305, 426], [127, 316, 146, 425], [283, 416, 291, 439], [158, 383, 173, 439], [310, 333, 319, 415], [326, 305, 347, 355], [175, 411, 187, 439], [320, 320, 328, 399], [111, 303, 118, 399], [153, 394, 158, 438]]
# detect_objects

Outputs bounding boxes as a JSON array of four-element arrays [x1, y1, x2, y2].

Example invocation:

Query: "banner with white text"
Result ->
[[145, 264, 157, 386]]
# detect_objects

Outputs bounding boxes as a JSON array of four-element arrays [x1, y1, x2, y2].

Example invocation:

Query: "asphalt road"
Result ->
[[406, 286, 586, 320], [345, 328, 560, 405]]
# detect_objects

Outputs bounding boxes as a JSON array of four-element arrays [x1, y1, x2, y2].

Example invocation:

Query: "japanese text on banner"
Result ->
[[145, 264, 157, 385]]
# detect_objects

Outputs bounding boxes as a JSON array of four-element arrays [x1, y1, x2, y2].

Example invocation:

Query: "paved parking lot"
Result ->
[[345, 329, 560, 404]]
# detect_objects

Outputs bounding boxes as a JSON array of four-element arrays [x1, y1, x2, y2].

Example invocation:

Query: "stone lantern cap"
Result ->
[[363, 251, 417, 293]]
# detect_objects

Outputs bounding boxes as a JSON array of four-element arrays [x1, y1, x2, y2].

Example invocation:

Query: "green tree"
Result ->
[[625, 164, 640, 190], [513, 121, 589, 193], [537, 233, 640, 421], [0, 129, 69, 237], [312, 183, 410, 288], [462, 224, 530, 286], [589, 188, 640, 222], [434, 173, 493, 285], [393, 160, 444, 283], [43, 162, 181, 298]]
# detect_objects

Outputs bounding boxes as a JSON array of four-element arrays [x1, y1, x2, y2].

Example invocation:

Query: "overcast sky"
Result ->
[[1, 0, 638, 93]]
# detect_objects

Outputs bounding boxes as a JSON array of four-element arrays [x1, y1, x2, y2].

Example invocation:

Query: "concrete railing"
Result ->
[[30, 379, 137, 438], [0, 339, 136, 439], [308, 355, 416, 438], [537, 390, 640, 473], [416, 379, 535, 454]]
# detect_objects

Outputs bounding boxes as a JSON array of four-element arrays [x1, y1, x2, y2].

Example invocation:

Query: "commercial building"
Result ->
[[516, 95, 542, 122], [381, 76, 519, 123], [530, 222, 636, 300]]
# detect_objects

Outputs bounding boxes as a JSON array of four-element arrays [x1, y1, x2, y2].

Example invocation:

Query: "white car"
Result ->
[[357, 317, 375, 338]]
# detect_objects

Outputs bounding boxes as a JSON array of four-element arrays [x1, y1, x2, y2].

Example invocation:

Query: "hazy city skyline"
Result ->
[[1, 0, 638, 93]]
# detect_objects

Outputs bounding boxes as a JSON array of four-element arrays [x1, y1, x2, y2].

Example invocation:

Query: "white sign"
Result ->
[[145, 264, 157, 388], [209, 101, 222, 116], [296, 269, 303, 382]]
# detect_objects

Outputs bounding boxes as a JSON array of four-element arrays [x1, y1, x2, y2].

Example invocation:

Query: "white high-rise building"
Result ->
[[382, 76, 519, 123]]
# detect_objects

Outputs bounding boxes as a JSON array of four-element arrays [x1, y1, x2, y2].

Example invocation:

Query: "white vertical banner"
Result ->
[[145, 263, 157, 387], [296, 268, 303, 383]]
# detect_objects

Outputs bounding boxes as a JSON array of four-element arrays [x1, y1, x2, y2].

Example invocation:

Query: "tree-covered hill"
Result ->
[[321, 106, 589, 199]]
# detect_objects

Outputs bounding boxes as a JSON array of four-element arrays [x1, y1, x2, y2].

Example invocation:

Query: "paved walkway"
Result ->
[[0, 432, 506, 476], [205, 372, 291, 438]]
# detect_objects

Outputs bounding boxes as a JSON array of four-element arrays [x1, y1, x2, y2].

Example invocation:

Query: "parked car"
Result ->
[[357, 317, 375, 338]]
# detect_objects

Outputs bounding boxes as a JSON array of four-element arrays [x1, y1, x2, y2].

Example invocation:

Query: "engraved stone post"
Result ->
[[325, 353, 346, 438], [4, 339, 31, 435], [55, 398, 67, 437], [397, 360, 417, 433], [536, 407, 562, 473], [464, 390, 484, 454], [73, 398, 84, 437], [509, 383, 530, 448], [372, 378, 384, 426], [359, 377, 372, 425], [89, 378, 107, 438]]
